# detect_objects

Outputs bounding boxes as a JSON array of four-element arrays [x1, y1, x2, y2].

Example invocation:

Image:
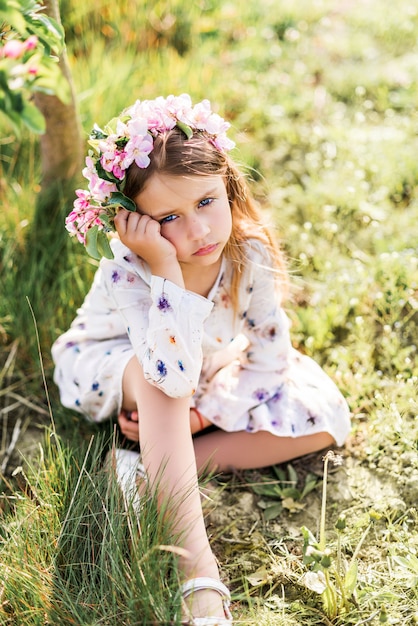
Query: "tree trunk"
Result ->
[[20, 0, 83, 345], [33, 0, 82, 190]]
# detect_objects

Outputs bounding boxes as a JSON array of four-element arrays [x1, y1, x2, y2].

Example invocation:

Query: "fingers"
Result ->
[[113, 208, 130, 234], [130, 411, 139, 422], [114, 210, 180, 275], [119, 409, 138, 421], [114, 209, 140, 236], [114, 210, 165, 261], [115, 210, 158, 237], [118, 410, 140, 442]]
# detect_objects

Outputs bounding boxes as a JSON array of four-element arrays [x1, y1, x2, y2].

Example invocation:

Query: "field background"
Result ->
[[1, 0, 417, 624]]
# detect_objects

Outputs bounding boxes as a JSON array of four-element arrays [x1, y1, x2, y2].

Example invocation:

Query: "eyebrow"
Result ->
[[151, 187, 219, 220]]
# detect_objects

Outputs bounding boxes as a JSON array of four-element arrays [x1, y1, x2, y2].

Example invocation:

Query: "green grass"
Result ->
[[0, 429, 183, 624], [1, 0, 418, 623]]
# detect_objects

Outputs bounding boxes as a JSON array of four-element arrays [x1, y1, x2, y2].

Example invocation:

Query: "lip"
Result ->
[[193, 243, 219, 256]]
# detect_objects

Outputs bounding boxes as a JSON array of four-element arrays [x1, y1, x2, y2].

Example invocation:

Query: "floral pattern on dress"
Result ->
[[51, 238, 351, 444]]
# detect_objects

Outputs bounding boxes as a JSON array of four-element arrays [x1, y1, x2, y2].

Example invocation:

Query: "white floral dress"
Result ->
[[52, 238, 351, 446]]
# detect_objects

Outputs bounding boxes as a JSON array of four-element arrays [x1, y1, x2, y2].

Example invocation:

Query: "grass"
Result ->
[[1, 0, 418, 623], [1, 429, 183, 624]]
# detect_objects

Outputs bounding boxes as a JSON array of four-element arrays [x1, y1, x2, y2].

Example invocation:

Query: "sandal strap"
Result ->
[[181, 577, 231, 601], [181, 577, 232, 623], [187, 618, 232, 625]]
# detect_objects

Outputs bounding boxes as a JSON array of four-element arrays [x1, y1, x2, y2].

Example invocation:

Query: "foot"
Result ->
[[181, 577, 232, 625], [107, 448, 146, 512]]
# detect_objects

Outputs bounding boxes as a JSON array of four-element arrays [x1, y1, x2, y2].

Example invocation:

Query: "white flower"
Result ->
[[303, 570, 327, 594]]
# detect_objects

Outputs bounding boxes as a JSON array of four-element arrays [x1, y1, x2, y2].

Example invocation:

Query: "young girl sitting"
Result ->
[[52, 94, 351, 625]]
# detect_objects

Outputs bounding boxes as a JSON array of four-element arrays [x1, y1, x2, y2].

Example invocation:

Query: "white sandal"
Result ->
[[108, 448, 146, 513], [181, 577, 233, 625]]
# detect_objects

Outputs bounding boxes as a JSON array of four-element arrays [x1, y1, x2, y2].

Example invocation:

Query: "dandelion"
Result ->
[[320, 451, 344, 549], [322, 450, 343, 466]]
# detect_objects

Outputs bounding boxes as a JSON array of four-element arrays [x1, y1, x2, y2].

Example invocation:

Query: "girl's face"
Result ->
[[134, 173, 232, 272]]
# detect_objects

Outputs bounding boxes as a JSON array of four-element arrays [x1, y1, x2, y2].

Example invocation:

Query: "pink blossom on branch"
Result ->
[[1, 40, 27, 59]]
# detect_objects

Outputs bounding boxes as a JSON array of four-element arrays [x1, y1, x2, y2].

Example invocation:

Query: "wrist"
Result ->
[[150, 261, 184, 288], [191, 407, 210, 433]]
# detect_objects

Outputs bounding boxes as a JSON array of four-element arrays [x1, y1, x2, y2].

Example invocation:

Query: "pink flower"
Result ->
[[112, 162, 124, 179], [67, 95, 235, 254], [84, 209, 103, 229], [205, 113, 230, 136], [211, 134, 236, 152], [98, 139, 126, 179], [24, 35, 38, 51], [83, 156, 117, 201], [2, 40, 26, 59], [73, 189, 91, 210], [82, 155, 97, 180], [100, 149, 117, 173], [122, 134, 153, 169], [90, 177, 117, 202], [165, 93, 193, 126], [126, 115, 150, 137], [66, 210, 80, 224], [191, 99, 212, 129]]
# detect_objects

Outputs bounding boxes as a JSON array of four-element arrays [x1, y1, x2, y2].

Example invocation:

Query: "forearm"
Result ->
[[149, 261, 184, 290]]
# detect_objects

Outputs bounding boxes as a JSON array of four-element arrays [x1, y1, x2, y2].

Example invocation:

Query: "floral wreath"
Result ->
[[65, 94, 235, 259]]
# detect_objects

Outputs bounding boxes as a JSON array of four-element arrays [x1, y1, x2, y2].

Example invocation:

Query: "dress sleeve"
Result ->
[[104, 259, 213, 398]]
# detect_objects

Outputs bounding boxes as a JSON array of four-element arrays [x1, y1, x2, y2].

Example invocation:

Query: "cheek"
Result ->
[[160, 225, 182, 249], [221, 204, 233, 234]]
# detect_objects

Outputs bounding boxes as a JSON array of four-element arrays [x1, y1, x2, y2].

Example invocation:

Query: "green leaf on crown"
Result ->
[[105, 115, 130, 135], [85, 225, 114, 260], [107, 191, 137, 212], [85, 225, 100, 260], [95, 160, 120, 183], [176, 120, 193, 140], [96, 229, 114, 259]]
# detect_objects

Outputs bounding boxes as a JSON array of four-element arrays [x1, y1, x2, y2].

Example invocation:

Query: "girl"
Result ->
[[52, 94, 351, 625]]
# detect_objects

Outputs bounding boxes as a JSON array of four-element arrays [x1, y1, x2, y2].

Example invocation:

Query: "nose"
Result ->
[[187, 215, 210, 240]]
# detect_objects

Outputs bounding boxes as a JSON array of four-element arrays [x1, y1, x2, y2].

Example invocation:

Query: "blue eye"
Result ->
[[199, 197, 214, 208], [159, 214, 177, 225]]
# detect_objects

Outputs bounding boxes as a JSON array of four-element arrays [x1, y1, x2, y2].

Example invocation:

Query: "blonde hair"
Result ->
[[124, 128, 288, 311]]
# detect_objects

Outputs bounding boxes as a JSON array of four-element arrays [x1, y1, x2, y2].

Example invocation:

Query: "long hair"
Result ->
[[124, 128, 288, 310]]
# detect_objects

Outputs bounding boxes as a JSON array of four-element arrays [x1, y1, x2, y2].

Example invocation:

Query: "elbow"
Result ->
[[160, 384, 195, 399], [143, 363, 197, 399]]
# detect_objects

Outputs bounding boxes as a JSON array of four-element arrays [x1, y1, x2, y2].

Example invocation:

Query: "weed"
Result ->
[[300, 452, 368, 619], [249, 464, 319, 520]]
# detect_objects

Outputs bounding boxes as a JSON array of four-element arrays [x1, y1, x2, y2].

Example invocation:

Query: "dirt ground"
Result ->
[[0, 396, 48, 480]]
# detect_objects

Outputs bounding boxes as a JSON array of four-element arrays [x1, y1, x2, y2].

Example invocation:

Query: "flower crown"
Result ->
[[65, 94, 235, 260]]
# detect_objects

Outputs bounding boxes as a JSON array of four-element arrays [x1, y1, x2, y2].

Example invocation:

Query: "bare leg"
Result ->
[[121, 362, 335, 474], [193, 429, 335, 473], [118, 406, 212, 442], [122, 357, 224, 619]]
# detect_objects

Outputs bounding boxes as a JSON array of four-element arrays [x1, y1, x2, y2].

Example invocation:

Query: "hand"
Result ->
[[114, 209, 180, 280], [117, 408, 211, 442], [118, 409, 140, 442]]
